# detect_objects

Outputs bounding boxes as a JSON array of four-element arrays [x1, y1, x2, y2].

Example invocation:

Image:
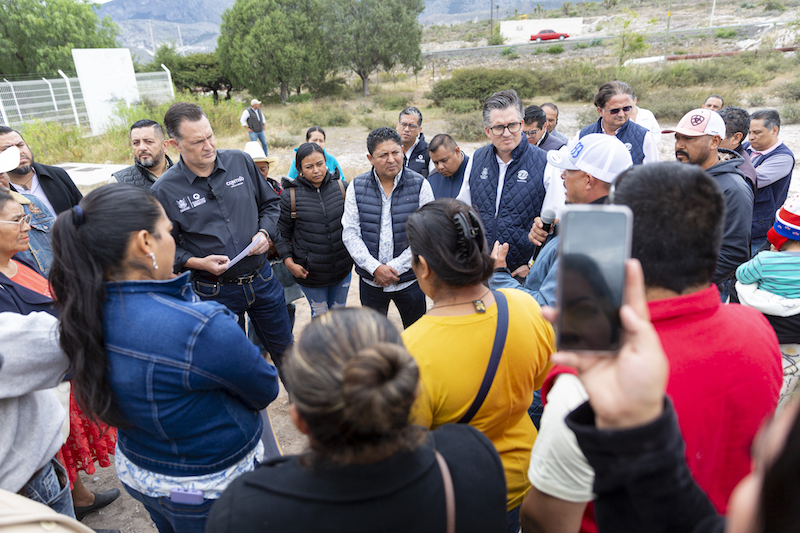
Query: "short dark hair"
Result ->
[[407, 199, 494, 288], [594, 81, 634, 109], [718, 106, 750, 144], [0, 126, 21, 138], [751, 109, 781, 132], [482, 89, 524, 128], [295, 142, 326, 173], [705, 94, 724, 107], [541, 103, 559, 115], [306, 126, 326, 141], [524, 105, 547, 129], [163, 102, 207, 141], [399, 107, 423, 126], [367, 127, 401, 155], [612, 162, 724, 293], [428, 133, 458, 153], [130, 119, 165, 139]]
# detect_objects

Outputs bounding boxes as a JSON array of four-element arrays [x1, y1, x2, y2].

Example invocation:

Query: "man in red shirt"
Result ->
[[521, 162, 782, 533]]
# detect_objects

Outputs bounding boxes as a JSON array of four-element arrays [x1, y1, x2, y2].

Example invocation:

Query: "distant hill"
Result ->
[[96, 0, 591, 58]]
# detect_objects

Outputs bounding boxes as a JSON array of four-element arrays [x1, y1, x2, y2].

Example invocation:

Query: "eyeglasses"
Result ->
[[398, 122, 419, 130], [0, 214, 31, 229], [606, 106, 632, 115], [523, 128, 541, 137], [489, 122, 523, 136]]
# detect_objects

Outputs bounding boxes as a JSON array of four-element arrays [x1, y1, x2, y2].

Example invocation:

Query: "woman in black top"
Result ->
[[277, 142, 352, 317], [206, 307, 507, 533]]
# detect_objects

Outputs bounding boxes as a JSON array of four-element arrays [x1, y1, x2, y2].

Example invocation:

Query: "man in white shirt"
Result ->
[[240, 99, 268, 156]]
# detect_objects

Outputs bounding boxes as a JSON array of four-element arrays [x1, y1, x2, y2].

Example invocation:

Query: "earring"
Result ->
[[148, 252, 158, 270]]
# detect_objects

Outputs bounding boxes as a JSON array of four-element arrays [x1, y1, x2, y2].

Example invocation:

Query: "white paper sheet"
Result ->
[[225, 234, 264, 272]]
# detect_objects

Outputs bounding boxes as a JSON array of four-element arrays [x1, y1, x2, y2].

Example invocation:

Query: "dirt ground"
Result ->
[[80, 102, 800, 531]]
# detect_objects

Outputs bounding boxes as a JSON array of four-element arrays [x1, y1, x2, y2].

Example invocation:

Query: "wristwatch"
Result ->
[[493, 266, 512, 276]]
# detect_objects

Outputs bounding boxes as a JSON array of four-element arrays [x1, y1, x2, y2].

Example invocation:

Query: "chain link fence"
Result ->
[[0, 71, 174, 134]]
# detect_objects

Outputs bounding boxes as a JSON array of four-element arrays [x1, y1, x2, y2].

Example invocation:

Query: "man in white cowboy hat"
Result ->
[[240, 99, 268, 156], [244, 141, 279, 183]]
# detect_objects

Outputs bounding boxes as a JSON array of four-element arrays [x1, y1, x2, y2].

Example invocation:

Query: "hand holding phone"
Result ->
[[556, 205, 632, 354]]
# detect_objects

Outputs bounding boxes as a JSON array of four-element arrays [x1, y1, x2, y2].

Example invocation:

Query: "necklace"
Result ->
[[13, 174, 34, 191], [430, 288, 491, 314]]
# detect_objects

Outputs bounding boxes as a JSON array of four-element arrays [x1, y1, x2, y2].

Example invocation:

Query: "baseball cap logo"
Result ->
[[570, 142, 584, 159], [690, 114, 705, 126]]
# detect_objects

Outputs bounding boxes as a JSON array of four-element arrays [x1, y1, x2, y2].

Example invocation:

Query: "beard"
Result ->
[[137, 152, 162, 169], [9, 163, 31, 175]]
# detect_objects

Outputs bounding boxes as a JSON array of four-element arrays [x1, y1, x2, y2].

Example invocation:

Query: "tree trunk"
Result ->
[[280, 81, 288, 103], [212, 89, 219, 104], [296, 86, 301, 96], [360, 74, 369, 96]]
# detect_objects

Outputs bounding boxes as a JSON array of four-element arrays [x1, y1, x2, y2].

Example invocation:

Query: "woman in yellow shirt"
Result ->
[[402, 199, 555, 533]]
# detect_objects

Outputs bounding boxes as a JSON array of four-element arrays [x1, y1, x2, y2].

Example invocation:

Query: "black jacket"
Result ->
[[0, 256, 56, 316], [29, 163, 82, 215], [706, 150, 754, 284], [276, 172, 352, 288], [567, 399, 724, 533], [112, 155, 174, 192], [206, 424, 507, 533]]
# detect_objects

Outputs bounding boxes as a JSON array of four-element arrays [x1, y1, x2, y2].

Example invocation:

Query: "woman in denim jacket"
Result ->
[[49, 184, 280, 533]]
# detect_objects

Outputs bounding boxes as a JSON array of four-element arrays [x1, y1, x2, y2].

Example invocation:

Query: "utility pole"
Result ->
[[709, 0, 717, 27], [490, 0, 494, 42], [663, 0, 672, 64]]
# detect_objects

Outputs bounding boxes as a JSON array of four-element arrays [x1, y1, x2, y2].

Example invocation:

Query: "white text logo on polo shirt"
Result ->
[[176, 193, 207, 213], [226, 176, 245, 188]]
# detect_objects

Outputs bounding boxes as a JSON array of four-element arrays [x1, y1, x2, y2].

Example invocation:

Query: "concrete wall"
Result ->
[[500, 18, 583, 45]]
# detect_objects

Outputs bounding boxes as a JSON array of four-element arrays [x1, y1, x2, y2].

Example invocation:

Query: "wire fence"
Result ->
[[0, 71, 174, 133]]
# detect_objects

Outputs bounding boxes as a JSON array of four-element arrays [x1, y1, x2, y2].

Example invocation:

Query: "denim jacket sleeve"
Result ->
[[488, 238, 558, 308], [188, 309, 279, 411]]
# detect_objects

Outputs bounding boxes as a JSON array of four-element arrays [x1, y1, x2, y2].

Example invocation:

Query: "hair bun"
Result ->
[[341, 343, 418, 435]]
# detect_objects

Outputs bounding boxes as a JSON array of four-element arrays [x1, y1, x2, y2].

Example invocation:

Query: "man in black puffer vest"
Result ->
[[342, 127, 435, 328], [110, 120, 173, 192]]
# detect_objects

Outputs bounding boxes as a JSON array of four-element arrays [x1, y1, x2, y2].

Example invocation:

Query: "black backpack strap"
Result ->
[[457, 290, 509, 425]]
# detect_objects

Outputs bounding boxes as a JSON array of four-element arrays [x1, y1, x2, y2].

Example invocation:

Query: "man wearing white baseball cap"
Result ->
[[491, 133, 633, 308], [663, 108, 753, 288], [240, 98, 268, 156]]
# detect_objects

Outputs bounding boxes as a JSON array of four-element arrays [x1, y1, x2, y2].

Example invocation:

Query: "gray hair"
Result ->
[[398, 107, 423, 127], [482, 89, 524, 128], [751, 109, 781, 132]]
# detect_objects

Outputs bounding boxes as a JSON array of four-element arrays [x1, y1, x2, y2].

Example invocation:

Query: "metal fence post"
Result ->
[[42, 77, 59, 111], [161, 64, 175, 100], [0, 88, 8, 126], [2, 79, 23, 124], [57, 69, 80, 127]]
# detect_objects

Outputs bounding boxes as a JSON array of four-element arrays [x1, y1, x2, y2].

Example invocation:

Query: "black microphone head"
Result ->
[[541, 209, 557, 225]]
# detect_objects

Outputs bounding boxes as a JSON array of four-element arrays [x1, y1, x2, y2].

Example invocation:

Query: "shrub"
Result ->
[[777, 80, 800, 102], [558, 81, 596, 101], [546, 44, 565, 54], [269, 133, 298, 149], [446, 113, 485, 142], [443, 98, 481, 114], [427, 68, 539, 105], [373, 93, 413, 110], [287, 93, 313, 103], [749, 93, 766, 107], [643, 88, 717, 121], [576, 108, 599, 127], [500, 46, 517, 56], [288, 102, 351, 127], [575, 42, 588, 49], [358, 114, 393, 131], [589, 38, 604, 47], [714, 28, 738, 39], [762, 0, 786, 11], [780, 102, 800, 124], [741, 1, 755, 6]]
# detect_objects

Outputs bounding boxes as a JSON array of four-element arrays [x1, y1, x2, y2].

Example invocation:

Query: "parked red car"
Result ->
[[530, 29, 569, 42]]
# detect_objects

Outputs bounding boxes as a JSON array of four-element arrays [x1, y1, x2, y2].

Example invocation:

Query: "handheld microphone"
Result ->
[[531, 208, 557, 262]]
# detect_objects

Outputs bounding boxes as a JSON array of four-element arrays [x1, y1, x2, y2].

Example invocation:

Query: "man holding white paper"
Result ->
[[151, 102, 292, 368]]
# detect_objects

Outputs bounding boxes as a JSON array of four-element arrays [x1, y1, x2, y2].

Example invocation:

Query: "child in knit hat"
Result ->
[[736, 196, 800, 299]]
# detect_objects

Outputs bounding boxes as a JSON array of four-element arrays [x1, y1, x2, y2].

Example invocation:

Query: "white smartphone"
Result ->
[[556, 205, 633, 355]]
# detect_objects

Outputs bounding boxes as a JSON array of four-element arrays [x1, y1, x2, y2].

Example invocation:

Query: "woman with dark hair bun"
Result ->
[[276, 142, 352, 317], [49, 184, 279, 533], [402, 198, 555, 533], [207, 307, 508, 533], [287, 126, 345, 181]]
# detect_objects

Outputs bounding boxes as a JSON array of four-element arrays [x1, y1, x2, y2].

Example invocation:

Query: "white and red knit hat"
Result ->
[[768, 196, 800, 250]]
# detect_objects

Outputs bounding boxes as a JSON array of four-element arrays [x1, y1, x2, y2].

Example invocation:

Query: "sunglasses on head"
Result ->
[[607, 105, 632, 115]]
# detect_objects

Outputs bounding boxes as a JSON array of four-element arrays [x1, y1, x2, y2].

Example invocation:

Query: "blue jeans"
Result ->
[[359, 278, 426, 329], [123, 486, 214, 533], [193, 262, 292, 370], [23, 459, 75, 518], [751, 237, 768, 257], [507, 505, 521, 533], [301, 272, 351, 317], [248, 130, 268, 156]]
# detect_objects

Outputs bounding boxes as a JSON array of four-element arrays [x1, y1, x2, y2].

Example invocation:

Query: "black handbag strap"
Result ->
[[457, 290, 509, 425]]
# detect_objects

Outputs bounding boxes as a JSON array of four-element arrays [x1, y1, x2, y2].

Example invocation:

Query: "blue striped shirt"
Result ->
[[736, 251, 800, 298]]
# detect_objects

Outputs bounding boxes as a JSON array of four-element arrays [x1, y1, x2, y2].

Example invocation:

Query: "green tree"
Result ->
[[0, 0, 119, 76], [611, 10, 650, 67], [217, 0, 329, 103], [324, 0, 424, 96]]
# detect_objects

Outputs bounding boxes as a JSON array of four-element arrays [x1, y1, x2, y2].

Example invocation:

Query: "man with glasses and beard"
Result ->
[[0, 127, 81, 216], [578, 81, 659, 166], [457, 90, 563, 280], [110, 120, 173, 192]]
